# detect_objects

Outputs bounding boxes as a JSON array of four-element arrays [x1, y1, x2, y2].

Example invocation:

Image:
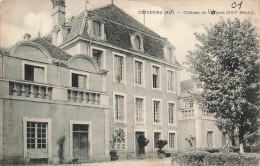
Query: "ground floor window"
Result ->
[[169, 133, 175, 149], [207, 131, 213, 148], [27, 122, 47, 149], [222, 132, 227, 147], [154, 132, 161, 149], [114, 128, 126, 151]]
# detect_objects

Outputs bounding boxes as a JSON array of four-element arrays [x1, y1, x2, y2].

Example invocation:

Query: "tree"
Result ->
[[186, 18, 259, 153]]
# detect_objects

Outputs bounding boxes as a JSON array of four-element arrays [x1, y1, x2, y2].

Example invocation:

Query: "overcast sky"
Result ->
[[0, 0, 259, 81]]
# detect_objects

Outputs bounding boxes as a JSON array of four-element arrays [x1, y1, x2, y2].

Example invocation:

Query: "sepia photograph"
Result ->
[[0, 0, 259, 165]]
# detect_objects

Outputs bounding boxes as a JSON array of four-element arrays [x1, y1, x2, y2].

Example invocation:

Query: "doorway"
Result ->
[[135, 131, 145, 154], [73, 124, 89, 160]]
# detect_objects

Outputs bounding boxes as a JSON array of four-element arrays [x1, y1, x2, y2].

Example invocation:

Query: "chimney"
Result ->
[[23, 33, 31, 41], [51, 0, 66, 27]]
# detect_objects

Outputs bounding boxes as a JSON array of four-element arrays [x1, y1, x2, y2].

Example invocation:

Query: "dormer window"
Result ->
[[93, 20, 102, 37], [91, 20, 105, 39], [135, 36, 142, 50], [167, 47, 173, 61], [164, 45, 175, 62], [131, 33, 144, 52]]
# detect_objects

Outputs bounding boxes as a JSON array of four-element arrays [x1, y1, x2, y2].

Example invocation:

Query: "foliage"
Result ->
[[111, 128, 125, 152], [57, 135, 66, 164], [156, 140, 168, 153], [185, 135, 196, 148], [137, 135, 149, 154], [172, 151, 259, 166], [186, 18, 260, 153]]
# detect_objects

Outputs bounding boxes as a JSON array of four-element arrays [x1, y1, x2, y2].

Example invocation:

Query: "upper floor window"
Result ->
[[134, 59, 145, 87], [153, 100, 161, 123], [167, 70, 175, 92], [71, 71, 89, 89], [23, 61, 46, 83], [93, 20, 102, 37], [114, 94, 126, 122], [113, 53, 125, 83], [135, 97, 144, 124], [152, 65, 160, 89], [168, 103, 175, 124]]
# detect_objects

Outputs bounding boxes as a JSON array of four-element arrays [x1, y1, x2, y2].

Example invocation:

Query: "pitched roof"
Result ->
[[63, 4, 168, 60], [88, 4, 164, 39], [31, 38, 72, 61]]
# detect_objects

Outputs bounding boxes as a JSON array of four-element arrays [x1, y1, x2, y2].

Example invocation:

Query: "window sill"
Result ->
[[168, 124, 177, 128], [134, 84, 145, 88], [114, 120, 127, 124], [153, 122, 162, 126], [167, 90, 176, 94], [152, 88, 162, 92]]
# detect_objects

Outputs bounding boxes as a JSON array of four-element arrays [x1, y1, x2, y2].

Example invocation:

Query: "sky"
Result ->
[[0, 0, 259, 81]]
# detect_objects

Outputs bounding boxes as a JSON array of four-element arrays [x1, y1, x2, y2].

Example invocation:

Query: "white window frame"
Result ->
[[114, 128, 127, 151], [167, 100, 177, 127], [152, 98, 162, 126], [112, 52, 126, 84], [133, 58, 145, 88], [69, 70, 89, 89], [22, 60, 47, 83], [168, 130, 177, 150], [151, 63, 161, 91], [206, 130, 215, 148], [133, 129, 147, 153], [166, 68, 176, 93], [153, 130, 163, 151], [90, 46, 106, 69], [113, 92, 127, 124], [23, 117, 52, 158], [91, 19, 105, 40], [69, 120, 92, 157], [134, 95, 146, 125]]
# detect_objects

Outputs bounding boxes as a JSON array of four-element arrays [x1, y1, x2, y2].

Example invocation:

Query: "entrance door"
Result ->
[[135, 131, 145, 154], [73, 124, 89, 160]]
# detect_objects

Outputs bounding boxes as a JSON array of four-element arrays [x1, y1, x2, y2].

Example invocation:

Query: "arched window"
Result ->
[[131, 34, 143, 51], [135, 35, 142, 50]]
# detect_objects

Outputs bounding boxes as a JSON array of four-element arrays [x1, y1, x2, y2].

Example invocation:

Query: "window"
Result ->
[[24, 64, 45, 82], [135, 36, 142, 50], [168, 103, 175, 124], [152, 66, 160, 89], [115, 95, 125, 122], [135, 60, 143, 86], [167, 70, 175, 92], [27, 122, 47, 149], [207, 131, 213, 148], [153, 100, 161, 123], [169, 133, 175, 149], [154, 132, 161, 149], [222, 132, 227, 147], [167, 47, 173, 61], [114, 129, 126, 151], [71, 73, 87, 89], [114, 55, 124, 82], [92, 49, 103, 67], [93, 20, 102, 37], [135, 98, 144, 123]]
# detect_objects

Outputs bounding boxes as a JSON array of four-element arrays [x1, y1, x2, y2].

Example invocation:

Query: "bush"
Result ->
[[172, 151, 259, 166]]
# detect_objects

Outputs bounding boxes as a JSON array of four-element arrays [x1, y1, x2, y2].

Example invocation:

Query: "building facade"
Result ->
[[0, 0, 225, 164], [177, 80, 226, 150]]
